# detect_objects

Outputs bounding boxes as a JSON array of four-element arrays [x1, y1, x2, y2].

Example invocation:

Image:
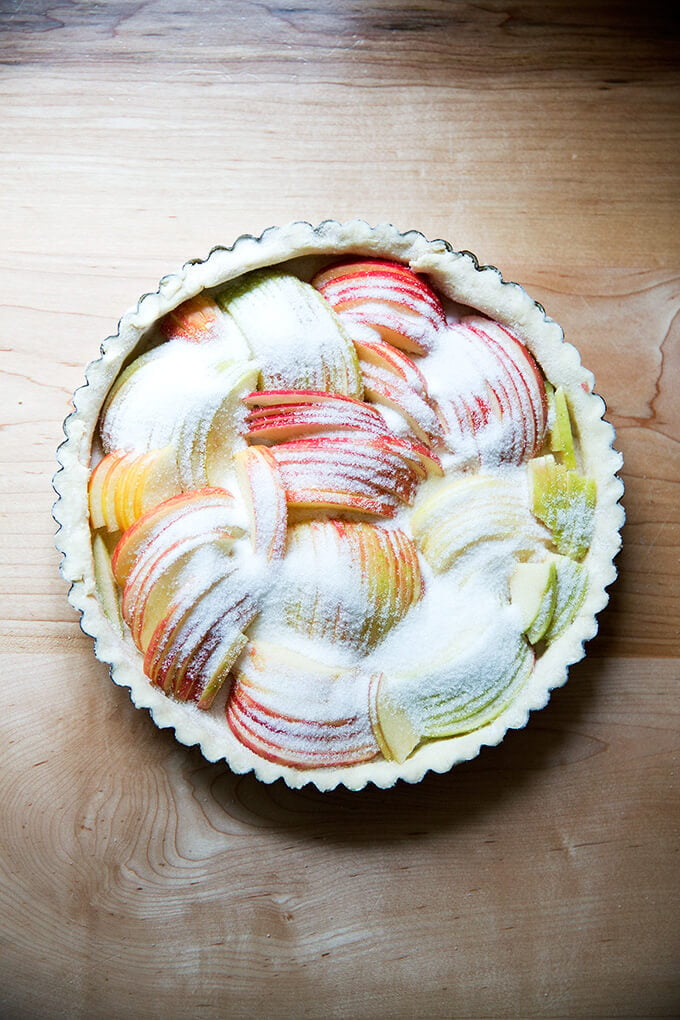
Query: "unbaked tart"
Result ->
[[54, 221, 624, 790]]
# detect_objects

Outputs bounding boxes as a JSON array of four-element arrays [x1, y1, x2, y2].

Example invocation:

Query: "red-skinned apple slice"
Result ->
[[353, 337, 429, 393], [142, 556, 257, 709], [158, 293, 237, 345], [434, 317, 548, 466], [122, 529, 242, 650], [226, 641, 381, 768], [359, 360, 440, 443], [244, 390, 389, 443], [270, 435, 423, 518], [312, 258, 446, 355], [111, 487, 240, 587], [234, 445, 287, 561]]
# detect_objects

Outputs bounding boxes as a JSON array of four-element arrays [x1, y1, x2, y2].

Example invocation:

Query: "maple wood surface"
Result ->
[[1, 3, 679, 1018]]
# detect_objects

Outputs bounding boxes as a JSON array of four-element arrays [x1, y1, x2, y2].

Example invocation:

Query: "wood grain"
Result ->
[[1, 2, 679, 1017]]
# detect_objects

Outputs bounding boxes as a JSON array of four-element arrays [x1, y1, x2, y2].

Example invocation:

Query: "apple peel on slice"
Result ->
[[529, 455, 596, 560], [88, 446, 181, 534], [312, 258, 447, 356], [274, 519, 424, 652], [226, 641, 381, 768], [509, 559, 558, 644], [373, 617, 535, 760], [234, 445, 288, 561], [111, 487, 242, 587], [217, 270, 363, 397], [411, 474, 549, 574]]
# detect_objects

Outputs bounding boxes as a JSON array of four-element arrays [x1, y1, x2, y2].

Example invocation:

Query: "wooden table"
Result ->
[[2, 3, 678, 1017]]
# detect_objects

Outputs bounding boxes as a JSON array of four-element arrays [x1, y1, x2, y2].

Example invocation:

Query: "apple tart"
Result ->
[[54, 221, 624, 790]]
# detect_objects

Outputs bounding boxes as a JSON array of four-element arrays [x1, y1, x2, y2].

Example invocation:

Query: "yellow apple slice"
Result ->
[[369, 677, 421, 763]]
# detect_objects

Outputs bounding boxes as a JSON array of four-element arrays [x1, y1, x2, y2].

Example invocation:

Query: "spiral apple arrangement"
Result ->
[[87, 257, 596, 769]]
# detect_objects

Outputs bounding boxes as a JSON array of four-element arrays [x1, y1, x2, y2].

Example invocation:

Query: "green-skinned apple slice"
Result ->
[[509, 559, 558, 644], [92, 532, 123, 634], [411, 474, 548, 574], [234, 445, 287, 561], [311, 258, 446, 355], [275, 519, 424, 652], [226, 641, 380, 768], [217, 270, 363, 397], [547, 385, 578, 469], [543, 554, 589, 642], [373, 612, 534, 760], [529, 454, 596, 560]]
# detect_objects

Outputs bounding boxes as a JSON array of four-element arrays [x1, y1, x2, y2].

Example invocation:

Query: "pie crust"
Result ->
[[53, 220, 624, 790]]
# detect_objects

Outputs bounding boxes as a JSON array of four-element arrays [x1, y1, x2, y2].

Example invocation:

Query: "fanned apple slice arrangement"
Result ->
[[87, 255, 599, 771]]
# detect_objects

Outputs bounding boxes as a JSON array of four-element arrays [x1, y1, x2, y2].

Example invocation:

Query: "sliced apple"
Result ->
[[270, 434, 427, 518], [142, 557, 257, 709], [226, 641, 380, 768], [434, 317, 548, 466], [100, 336, 258, 472], [529, 454, 596, 560], [548, 385, 578, 469], [89, 446, 182, 534], [311, 258, 446, 355], [244, 389, 389, 443], [543, 554, 589, 642], [172, 359, 259, 489], [353, 336, 430, 393], [158, 293, 250, 354], [122, 532, 242, 650], [92, 532, 123, 634], [111, 487, 241, 587], [234, 445, 287, 561], [360, 360, 440, 443], [373, 616, 534, 757], [509, 558, 558, 644], [274, 519, 424, 652], [411, 474, 549, 573], [216, 270, 363, 397]]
